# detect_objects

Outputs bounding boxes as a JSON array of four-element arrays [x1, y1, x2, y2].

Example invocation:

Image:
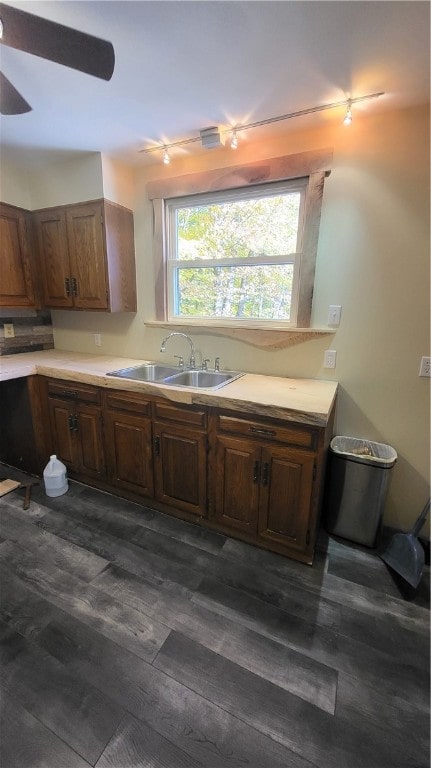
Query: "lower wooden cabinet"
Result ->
[[257, 445, 315, 553], [38, 378, 334, 565], [45, 380, 105, 480], [104, 391, 154, 497], [213, 435, 261, 534], [213, 434, 315, 552], [153, 400, 207, 518], [209, 410, 328, 563]]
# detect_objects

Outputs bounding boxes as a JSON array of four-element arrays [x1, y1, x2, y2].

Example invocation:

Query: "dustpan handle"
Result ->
[[411, 499, 430, 537]]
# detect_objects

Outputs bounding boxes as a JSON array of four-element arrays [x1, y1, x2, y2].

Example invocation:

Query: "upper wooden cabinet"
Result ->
[[0, 202, 38, 308], [33, 199, 136, 312]]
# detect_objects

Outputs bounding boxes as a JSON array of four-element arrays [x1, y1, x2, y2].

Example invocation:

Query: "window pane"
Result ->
[[174, 264, 293, 321], [176, 193, 301, 261]]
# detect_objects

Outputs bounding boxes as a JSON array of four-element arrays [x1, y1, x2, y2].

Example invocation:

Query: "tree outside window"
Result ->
[[167, 180, 305, 325]]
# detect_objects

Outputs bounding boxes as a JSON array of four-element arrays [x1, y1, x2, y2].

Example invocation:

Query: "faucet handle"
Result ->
[[202, 358, 210, 371], [214, 357, 220, 372], [174, 355, 184, 367]]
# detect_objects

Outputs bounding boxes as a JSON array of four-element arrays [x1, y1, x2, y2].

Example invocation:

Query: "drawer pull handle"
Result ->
[[65, 277, 71, 297], [262, 462, 269, 486], [249, 426, 276, 437], [63, 389, 78, 399], [253, 460, 260, 483]]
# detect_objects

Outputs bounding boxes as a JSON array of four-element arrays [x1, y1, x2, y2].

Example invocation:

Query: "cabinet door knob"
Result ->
[[68, 414, 78, 432]]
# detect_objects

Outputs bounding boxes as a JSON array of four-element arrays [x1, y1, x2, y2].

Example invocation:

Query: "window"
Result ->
[[165, 180, 306, 326], [148, 150, 332, 330]]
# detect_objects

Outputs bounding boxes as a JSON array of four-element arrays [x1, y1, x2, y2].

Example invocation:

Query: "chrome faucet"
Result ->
[[160, 332, 196, 368]]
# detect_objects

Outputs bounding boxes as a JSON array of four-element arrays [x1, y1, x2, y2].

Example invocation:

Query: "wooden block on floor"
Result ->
[[0, 480, 21, 497]]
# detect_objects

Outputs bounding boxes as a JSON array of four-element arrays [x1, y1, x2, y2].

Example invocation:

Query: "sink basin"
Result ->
[[162, 370, 244, 389], [107, 363, 244, 390], [106, 363, 180, 382]]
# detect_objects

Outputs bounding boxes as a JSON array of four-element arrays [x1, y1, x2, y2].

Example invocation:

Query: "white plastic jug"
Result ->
[[43, 454, 69, 497]]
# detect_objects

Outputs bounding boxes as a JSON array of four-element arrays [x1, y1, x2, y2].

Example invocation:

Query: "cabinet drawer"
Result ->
[[217, 413, 316, 450], [105, 390, 151, 416], [152, 400, 207, 428], [47, 379, 101, 405]]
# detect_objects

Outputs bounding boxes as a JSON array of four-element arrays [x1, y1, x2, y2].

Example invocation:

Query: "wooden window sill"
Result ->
[[145, 321, 334, 350]]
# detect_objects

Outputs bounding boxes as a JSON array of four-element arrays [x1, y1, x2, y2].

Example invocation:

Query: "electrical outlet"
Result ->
[[324, 349, 337, 369], [94, 333, 102, 347], [328, 305, 342, 326], [419, 356, 431, 377], [4, 323, 15, 338]]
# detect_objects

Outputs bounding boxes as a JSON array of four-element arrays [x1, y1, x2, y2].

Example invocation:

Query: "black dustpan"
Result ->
[[380, 499, 430, 589]]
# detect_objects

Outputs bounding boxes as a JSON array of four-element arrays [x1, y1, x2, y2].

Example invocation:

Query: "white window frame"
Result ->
[[147, 149, 332, 330], [165, 179, 307, 328]]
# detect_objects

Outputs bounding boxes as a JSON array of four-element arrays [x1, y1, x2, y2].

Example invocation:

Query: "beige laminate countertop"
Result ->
[[0, 350, 338, 427]]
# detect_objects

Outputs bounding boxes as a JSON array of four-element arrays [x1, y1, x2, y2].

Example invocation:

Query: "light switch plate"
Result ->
[[328, 305, 342, 326]]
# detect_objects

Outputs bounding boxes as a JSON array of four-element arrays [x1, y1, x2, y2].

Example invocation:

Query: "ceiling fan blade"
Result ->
[[0, 3, 115, 81], [0, 71, 31, 114]]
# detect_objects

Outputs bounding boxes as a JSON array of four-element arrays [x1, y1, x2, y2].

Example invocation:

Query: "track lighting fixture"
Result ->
[[139, 91, 383, 163]]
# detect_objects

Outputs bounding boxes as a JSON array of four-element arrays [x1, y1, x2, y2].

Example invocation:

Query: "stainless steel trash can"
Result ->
[[324, 436, 397, 547]]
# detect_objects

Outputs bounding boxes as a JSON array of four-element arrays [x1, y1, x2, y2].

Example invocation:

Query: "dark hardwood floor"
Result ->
[[0, 464, 429, 768]]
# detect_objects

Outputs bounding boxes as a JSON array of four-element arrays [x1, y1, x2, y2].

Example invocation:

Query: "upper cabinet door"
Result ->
[[66, 203, 108, 310], [33, 198, 136, 312], [34, 208, 73, 308], [0, 203, 37, 307]]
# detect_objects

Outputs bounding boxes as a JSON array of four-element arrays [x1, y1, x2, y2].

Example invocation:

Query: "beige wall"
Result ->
[[2, 104, 430, 532], [28, 153, 104, 209], [1, 160, 32, 209]]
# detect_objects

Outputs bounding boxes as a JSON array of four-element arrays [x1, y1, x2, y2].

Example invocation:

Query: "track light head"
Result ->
[[343, 100, 353, 126], [230, 129, 238, 149]]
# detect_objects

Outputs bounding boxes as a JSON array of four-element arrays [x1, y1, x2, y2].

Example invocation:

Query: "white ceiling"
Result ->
[[0, 0, 429, 168]]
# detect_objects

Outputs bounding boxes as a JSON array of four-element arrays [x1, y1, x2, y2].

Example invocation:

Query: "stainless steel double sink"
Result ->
[[106, 363, 244, 390]]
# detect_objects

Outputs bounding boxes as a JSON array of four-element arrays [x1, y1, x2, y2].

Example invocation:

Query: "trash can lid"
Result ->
[[330, 436, 397, 468]]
